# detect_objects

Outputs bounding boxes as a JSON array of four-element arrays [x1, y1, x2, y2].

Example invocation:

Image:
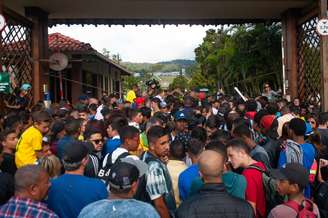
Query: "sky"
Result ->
[[48, 25, 216, 63]]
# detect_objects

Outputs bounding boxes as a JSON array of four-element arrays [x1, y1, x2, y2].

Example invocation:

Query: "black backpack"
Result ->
[[97, 152, 130, 186]]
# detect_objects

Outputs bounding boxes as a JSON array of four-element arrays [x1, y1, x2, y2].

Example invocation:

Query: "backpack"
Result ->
[[247, 165, 286, 214], [284, 199, 317, 218], [97, 151, 130, 186], [314, 181, 328, 217], [134, 152, 157, 203]]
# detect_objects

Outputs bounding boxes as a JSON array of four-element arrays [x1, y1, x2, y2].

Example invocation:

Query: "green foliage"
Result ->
[[169, 75, 189, 90], [190, 24, 282, 96], [122, 76, 139, 92]]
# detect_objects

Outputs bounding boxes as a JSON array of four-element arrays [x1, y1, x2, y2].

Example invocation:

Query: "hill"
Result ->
[[122, 59, 195, 74]]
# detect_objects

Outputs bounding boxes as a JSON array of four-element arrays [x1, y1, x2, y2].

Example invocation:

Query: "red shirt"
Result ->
[[243, 161, 266, 218]]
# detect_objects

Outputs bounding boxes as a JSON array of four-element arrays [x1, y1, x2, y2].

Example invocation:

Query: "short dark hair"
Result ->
[[140, 107, 152, 119], [191, 126, 207, 143], [205, 140, 227, 161], [318, 112, 328, 125], [205, 115, 219, 129], [0, 129, 16, 142], [187, 138, 204, 156], [119, 126, 139, 143], [64, 119, 81, 136], [110, 117, 128, 131], [129, 109, 141, 120], [232, 124, 252, 139], [254, 109, 269, 125], [170, 140, 185, 160], [289, 118, 306, 136], [226, 138, 251, 154], [147, 126, 167, 146], [84, 127, 103, 139], [209, 130, 231, 145], [151, 97, 161, 108], [32, 111, 51, 123], [245, 100, 257, 112]]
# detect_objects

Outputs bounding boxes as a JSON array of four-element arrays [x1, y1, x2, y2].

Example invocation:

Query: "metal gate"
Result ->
[[0, 10, 33, 93], [297, 15, 321, 104]]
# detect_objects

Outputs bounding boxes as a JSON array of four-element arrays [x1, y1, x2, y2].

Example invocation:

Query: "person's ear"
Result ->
[[81, 156, 89, 166], [131, 181, 138, 194], [289, 183, 299, 193], [29, 183, 39, 197]]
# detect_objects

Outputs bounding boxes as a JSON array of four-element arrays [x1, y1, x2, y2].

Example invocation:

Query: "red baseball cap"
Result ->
[[260, 115, 276, 131]]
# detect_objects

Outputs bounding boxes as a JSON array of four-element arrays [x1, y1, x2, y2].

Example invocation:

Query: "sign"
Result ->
[[0, 72, 10, 94], [0, 14, 6, 32], [316, 18, 328, 36]]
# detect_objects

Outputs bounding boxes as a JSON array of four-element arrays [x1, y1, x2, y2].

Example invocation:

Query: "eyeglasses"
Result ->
[[91, 139, 103, 144]]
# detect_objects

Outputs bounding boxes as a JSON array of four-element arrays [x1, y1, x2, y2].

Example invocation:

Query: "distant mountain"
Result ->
[[157, 59, 195, 67], [122, 59, 195, 74]]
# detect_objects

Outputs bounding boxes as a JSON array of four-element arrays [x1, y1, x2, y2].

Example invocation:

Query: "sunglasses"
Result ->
[[91, 139, 103, 144]]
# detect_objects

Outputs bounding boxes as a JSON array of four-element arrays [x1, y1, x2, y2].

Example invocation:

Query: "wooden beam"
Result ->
[[281, 9, 298, 99], [320, 0, 328, 111], [26, 7, 49, 104]]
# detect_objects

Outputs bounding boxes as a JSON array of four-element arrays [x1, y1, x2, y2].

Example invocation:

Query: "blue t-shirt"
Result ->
[[178, 164, 199, 201], [103, 137, 121, 156], [47, 174, 108, 218], [278, 142, 315, 198]]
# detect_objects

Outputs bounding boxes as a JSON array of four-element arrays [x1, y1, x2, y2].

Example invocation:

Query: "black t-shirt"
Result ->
[[0, 153, 16, 176], [0, 172, 14, 205]]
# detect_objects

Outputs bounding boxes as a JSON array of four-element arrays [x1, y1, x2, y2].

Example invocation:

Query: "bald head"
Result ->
[[15, 165, 46, 192], [198, 150, 225, 183]]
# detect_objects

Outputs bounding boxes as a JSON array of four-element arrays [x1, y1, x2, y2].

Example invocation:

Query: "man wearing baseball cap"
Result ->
[[47, 141, 107, 218], [79, 157, 159, 218], [268, 163, 320, 218]]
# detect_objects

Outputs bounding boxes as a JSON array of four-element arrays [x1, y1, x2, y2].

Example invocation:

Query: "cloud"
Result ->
[[49, 24, 215, 63]]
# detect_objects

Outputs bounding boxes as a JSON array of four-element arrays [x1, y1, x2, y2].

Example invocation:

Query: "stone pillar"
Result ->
[[71, 55, 83, 103], [281, 10, 298, 100], [25, 7, 49, 104], [320, 0, 328, 111]]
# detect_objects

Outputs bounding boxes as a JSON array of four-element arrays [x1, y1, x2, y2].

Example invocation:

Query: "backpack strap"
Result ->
[[247, 164, 266, 173], [284, 200, 301, 214], [284, 199, 315, 216]]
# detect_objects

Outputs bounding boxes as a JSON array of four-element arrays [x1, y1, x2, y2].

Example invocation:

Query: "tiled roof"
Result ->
[[48, 33, 95, 52]]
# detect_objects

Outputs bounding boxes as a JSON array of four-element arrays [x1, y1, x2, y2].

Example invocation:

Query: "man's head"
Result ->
[[32, 111, 51, 134], [108, 157, 148, 197], [64, 119, 81, 137], [0, 129, 18, 151], [169, 140, 185, 161], [150, 97, 161, 111], [174, 111, 188, 132], [288, 118, 306, 138], [263, 83, 271, 92], [85, 128, 104, 152], [119, 126, 140, 152], [187, 138, 204, 160], [271, 163, 309, 196], [62, 141, 89, 172], [147, 126, 169, 159], [232, 124, 252, 141], [226, 139, 251, 169], [78, 106, 89, 121], [107, 117, 128, 138], [318, 112, 328, 127], [198, 150, 225, 183], [245, 99, 258, 112], [15, 165, 50, 201], [129, 109, 143, 124]]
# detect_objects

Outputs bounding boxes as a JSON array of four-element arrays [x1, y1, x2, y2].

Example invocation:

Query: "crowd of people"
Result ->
[[0, 81, 328, 218]]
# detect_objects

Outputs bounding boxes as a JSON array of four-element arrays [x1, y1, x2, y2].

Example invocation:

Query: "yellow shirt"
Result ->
[[126, 90, 136, 103], [15, 126, 43, 168]]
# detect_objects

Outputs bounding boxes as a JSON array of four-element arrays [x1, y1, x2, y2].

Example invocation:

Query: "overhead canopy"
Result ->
[[4, 0, 312, 25]]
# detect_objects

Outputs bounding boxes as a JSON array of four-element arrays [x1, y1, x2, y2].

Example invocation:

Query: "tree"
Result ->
[[169, 75, 189, 90], [102, 48, 111, 59], [190, 24, 282, 97]]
